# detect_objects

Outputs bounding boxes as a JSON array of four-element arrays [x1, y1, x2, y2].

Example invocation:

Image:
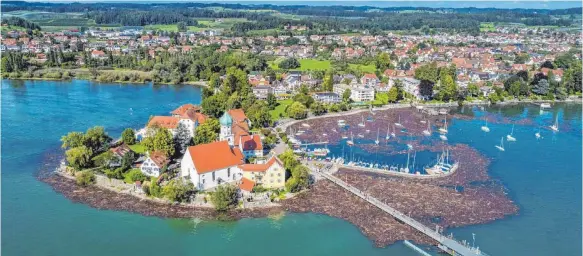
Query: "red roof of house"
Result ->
[[91, 50, 105, 56], [110, 143, 132, 158], [148, 151, 169, 168], [186, 141, 244, 174], [147, 116, 180, 129], [228, 109, 248, 124], [239, 177, 255, 192], [363, 73, 378, 79], [239, 135, 263, 151], [239, 156, 283, 172], [171, 104, 201, 116]]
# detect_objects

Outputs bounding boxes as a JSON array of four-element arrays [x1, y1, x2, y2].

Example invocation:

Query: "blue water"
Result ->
[[2, 79, 581, 255]]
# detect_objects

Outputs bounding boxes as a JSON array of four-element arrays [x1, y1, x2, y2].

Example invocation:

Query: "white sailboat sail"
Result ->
[[506, 124, 516, 141]]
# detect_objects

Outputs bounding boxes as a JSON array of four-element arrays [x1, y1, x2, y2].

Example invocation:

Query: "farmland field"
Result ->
[[348, 63, 377, 73], [269, 58, 331, 71]]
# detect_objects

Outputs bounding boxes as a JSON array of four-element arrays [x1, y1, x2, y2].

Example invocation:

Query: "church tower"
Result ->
[[219, 112, 234, 145]]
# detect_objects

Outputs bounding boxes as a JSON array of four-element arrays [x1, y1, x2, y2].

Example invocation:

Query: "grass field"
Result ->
[[480, 22, 496, 32], [269, 58, 331, 71], [129, 143, 146, 154], [348, 63, 377, 73], [270, 99, 293, 121]]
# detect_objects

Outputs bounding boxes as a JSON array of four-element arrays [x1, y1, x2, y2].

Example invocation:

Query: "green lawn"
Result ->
[[348, 63, 377, 73], [269, 58, 331, 71], [480, 22, 496, 32], [129, 143, 146, 154], [270, 99, 293, 121]]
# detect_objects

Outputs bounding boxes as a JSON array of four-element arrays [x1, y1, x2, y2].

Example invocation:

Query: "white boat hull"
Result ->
[[481, 126, 490, 132], [495, 146, 505, 151], [506, 135, 516, 141], [439, 135, 448, 141], [423, 130, 431, 136]]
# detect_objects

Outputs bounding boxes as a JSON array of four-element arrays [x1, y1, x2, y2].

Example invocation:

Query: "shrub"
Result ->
[[124, 169, 147, 183], [210, 184, 238, 211], [76, 170, 96, 186], [162, 179, 195, 202]]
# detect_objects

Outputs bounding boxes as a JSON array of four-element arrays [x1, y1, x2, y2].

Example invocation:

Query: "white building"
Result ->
[[333, 84, 375, 102], [140, 151, 169, 177], [180, 141, 245, 191]]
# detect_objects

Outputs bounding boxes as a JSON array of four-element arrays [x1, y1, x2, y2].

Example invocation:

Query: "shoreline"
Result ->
[[3, 77, 208, 87]]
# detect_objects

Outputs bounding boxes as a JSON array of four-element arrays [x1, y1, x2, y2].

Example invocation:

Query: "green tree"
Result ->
[[266, 93, 277, 109], [532, 79, 550, 95], [310, 102, 327, 116], [342, 89, 352, 103], [211, 184, 238, 211], [174, 122, 193, 154], [467, 83, 480, 97], [121, 128, 136, 145], [286, 165, 310, 192], [278, 58, 300, 69], [66, 146, 93, 171], [162, 179, 194, 202], [61, 131, 85, 149], [375, 92, 389, 105], [202, 93, 227, 118], [84, 126, 111, 152], [322, 70, 334, 92], [143, 128, 175, 156], [75, 170, 96, 186], [509, 81, 521, 97], [387, 87, 399, 103], [435, 74, 458, 102], [375, 52, 391, 71], [125, 169, 147, 183], [193, 118, 220, 145], [287, 102, 308, 119], [177, 22, 187, 32], [246, 101, 273, 128]]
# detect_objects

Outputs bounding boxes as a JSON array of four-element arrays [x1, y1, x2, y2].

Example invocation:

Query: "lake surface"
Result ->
[[2, 79, 581, 256]]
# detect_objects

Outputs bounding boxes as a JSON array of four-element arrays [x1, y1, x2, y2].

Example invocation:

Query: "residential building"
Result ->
[[140, 151, 169, 177], [312, 92, 341, 104], [239, 156, 286, 190], [333, 84, 375, 102], [252, 85, 273, 100]]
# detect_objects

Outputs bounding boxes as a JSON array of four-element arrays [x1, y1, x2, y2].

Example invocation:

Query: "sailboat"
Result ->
[[423, 121, 431, 136], [375, 128, 380, 145], [395, 115, 403, 127], [399, 151, 410, 173], [550, 115, 559, 132], [347, 132, 354, 146], [391, 125, 396, 137], [439, 119, 448, 134], [535, 127, 541, 139], [506, 125, 517, 141], [358, 115, 366, 127], [481, 119, 490, 132], [406, 134, 413, 149], [495, 137, 505, 151], [385, 124, 391, 140], [439, 134, 448, 141]]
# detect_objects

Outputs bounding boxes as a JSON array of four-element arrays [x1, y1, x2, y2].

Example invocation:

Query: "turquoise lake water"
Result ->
[[2, 79, 581, 255]]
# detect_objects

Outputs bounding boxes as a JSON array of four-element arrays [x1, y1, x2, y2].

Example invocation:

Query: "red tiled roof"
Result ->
[[171, 104, 201, 116], [239, 177, 255, 192], [110, 143, 132, 158], [149, 151, 169, 168], [240, 135, 263, 151], [186, 141, 244, 174], [148, 116, 180, 129], [228, 109, 248, 124], [239, 156, 283, 172]]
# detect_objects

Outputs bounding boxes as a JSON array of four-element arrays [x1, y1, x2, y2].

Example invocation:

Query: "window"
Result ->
[[277, 179, 281, 183], [202, 179, 205, 184], [212, 172, 215, 181], [227, 168, 230, 178]]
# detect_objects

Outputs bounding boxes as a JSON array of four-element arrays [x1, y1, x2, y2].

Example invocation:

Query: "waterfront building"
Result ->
[[239, 156, 286, 190], [333, 84, 375, 102], [312, 92, 341, 104], [140, 151, 169, 177], [145, 104, 207, 139], [180, 141, 245, 191]]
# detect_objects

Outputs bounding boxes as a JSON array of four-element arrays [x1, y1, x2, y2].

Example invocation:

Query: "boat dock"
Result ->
[[317, 165, 489, 256]]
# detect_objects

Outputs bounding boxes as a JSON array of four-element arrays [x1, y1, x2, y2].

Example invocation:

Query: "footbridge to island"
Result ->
[[315, 164, 490, 256]]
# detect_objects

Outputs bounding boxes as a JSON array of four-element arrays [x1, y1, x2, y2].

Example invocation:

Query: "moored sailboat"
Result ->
[[506, 124, 516, 142], [422, 121, 431, 136], [550, 115, 559, 132], [495, 137, 505, 151]]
